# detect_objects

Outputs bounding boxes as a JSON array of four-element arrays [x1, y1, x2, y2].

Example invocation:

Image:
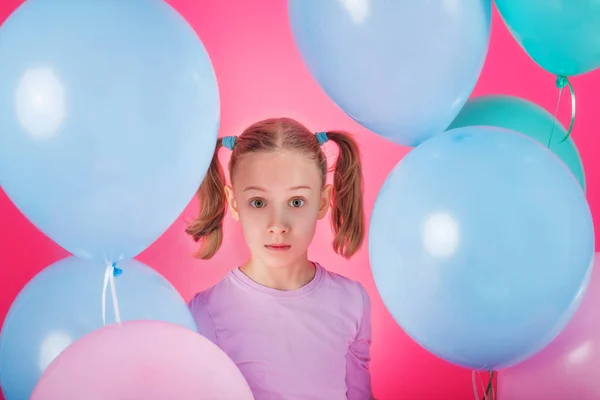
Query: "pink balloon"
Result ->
[[499, 253, 599, 399], [31, 320, 254, 400]]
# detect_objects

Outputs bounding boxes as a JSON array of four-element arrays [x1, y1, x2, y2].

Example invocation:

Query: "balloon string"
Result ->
[[472, 371, 479, 400], [486, 371, 495, 400], [481, 372, 488, 400], [101, 262, 122, 325], [473, 370, 495, 400], [547, 75, 576, 147], [478, 372, 487, 399]]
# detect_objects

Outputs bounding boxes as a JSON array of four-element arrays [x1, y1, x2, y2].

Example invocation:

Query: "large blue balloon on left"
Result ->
[[0, 256, 198, 400], [0, 0, 219, 262]]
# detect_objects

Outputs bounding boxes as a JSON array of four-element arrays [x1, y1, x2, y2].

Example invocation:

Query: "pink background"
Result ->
[[1, 1, 599, 399]]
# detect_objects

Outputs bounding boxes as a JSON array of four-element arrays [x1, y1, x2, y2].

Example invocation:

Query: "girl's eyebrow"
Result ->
[[243, 185, 312, 192], [289, 185, 312, 191], [243, 186, 266, 192]]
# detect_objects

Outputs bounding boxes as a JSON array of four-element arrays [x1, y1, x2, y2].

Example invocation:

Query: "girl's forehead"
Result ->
[[232, 150, 322, 189]]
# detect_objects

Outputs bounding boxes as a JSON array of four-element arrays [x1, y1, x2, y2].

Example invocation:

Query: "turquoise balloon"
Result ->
[[495, 0, 600, 76], [448, 95, 585, 190], [448, 95, 585, 191]]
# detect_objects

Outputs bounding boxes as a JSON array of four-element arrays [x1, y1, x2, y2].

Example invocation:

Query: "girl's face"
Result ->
[[226, 149, 331, 269]]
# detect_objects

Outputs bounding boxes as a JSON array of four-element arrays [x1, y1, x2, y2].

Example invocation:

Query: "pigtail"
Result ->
[[325, 131, 365, 258], [185, 138, 227, 259]]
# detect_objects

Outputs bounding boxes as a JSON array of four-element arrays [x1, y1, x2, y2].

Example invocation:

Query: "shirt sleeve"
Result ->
[[188, 292, 219, 345], [346, 284, 374, 400]]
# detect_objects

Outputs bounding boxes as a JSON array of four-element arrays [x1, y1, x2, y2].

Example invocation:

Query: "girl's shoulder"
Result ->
[[187, 269, 239, 309], [316, 263, 371, 307]]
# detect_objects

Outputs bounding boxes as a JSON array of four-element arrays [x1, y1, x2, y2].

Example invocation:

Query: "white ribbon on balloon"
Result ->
[[101, 263, 121, 325]]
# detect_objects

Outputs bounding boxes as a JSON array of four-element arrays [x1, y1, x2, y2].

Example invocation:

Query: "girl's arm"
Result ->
[[188, 292, 219, 345], [346, 285, 374, 400]]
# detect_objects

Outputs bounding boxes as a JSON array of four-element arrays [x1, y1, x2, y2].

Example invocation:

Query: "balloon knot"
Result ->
[[112, 262, 123, 277], [556, 75, 568, 89]]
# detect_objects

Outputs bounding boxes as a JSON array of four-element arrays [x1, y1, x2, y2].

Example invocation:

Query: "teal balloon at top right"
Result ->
[[495, 0, 600, 76], [448, 95, 586, 191]]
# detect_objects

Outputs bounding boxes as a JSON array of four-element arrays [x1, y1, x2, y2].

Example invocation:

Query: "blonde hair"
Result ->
[[185, 117, 365, 260]]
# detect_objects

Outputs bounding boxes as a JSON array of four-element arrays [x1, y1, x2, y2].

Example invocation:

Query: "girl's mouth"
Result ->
[[265, 244, 291, 252]]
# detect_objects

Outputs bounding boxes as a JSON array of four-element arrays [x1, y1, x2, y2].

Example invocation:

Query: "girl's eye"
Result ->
[[250, 199, 265, 208], [289, 198, 305, 208]]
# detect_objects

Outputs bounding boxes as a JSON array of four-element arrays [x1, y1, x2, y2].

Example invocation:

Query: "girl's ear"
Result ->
[[225, 185, 239, 221], [318, 184, 332, 220]]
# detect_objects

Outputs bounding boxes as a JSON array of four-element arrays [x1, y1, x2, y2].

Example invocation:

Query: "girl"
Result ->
[[187, 117, 373, 400]]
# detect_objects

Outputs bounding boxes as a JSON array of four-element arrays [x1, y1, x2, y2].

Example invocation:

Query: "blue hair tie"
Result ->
[[222, 136, 236, 150], [315, 131, 328, 145], [112, 262, 123, 277]]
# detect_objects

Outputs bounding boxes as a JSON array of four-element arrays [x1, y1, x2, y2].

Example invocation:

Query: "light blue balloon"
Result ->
[[495, 0, 600, 77], [369, 126, 594, 370], [0, 256, 197, 400], [288, 0, 491, 146], [0, 0, 219, 262]]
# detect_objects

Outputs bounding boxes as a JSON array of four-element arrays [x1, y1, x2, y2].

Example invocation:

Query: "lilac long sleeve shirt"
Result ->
[[189, 263, 373, 399]]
